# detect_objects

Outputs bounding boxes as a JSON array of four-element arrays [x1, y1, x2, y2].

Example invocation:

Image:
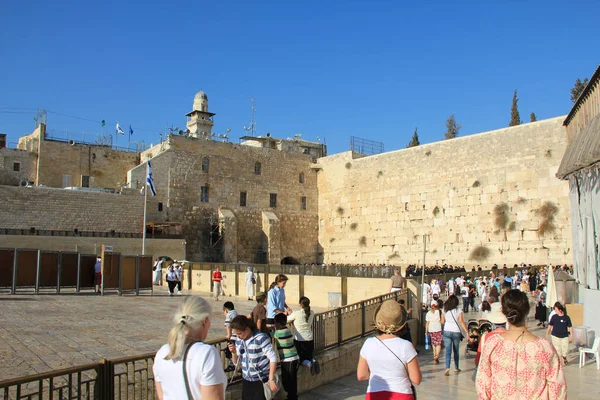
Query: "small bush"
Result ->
[[336, 206, 344, 216], [377, 170, 384, 178], [329, 238, 336, 243], [350, 222, 358, 230], [545, 149, 552, 158], [493, 202, 510, 230], [388, 252, 399, 260], [469, 245, 491, 262], [508, 221, 517, 231], [425, 150, 432, 156], [359, 236, 367, 246], [433, 206, 440, 216], [345, 162, 352, 169], [538, 202, 558, 219], [517, 197, 527, 204], [538, 220, 556, 236], [472, 180, 481, 188]]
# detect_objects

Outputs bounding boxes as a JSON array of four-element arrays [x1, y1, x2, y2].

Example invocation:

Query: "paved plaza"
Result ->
[[0, 287, 275, 380], [302, 312, 600, 400]]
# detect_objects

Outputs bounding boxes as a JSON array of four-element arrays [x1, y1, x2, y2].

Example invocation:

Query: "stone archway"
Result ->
[[281, 256, 300, 265]]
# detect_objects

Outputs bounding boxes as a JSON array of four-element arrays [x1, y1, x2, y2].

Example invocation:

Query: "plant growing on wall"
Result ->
[[508, 221, 517, 231], [494, 203, 510, 230], [472, 180, 480, 188], [359, 236, 367, 246], [377, 170, 384, 178], [433, 206, 440, 216], [336, 206, 345, 216], [345, 162, 352, 169], [536, 201, 559, 236], [350, 222, 358, 230], [469, 245, 491, 262]]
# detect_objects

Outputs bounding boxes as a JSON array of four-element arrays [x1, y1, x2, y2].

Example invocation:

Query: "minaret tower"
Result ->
[[186, 90, 215, 139]]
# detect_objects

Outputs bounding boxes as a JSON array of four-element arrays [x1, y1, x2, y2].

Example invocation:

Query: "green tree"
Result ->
[[509, 90, 521, 127], [444, 114, 461, 139], [407, 128, 420, 148], [570, 78, 589, 103], [530, 112, 537, 122]]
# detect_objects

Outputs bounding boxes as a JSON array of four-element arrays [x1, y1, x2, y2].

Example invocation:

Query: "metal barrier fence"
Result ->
[[0, 290, 406, 399], [0, 248, 153, 295]]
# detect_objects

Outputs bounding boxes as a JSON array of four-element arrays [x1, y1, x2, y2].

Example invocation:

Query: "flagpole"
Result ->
[[142, 161, 149, 255]]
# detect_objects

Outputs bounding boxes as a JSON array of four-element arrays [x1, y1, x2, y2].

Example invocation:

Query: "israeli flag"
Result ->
[[116, 122, 125, 135], [146, 161, 157, 196]]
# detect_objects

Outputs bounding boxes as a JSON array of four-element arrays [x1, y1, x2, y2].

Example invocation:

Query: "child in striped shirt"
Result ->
[[274, 313, 299, 400]]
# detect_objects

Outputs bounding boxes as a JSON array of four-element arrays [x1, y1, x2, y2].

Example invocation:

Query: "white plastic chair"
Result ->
[[579, 336, 600, 369]]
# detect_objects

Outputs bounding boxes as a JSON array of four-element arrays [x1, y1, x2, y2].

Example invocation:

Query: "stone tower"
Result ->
[[185, 90, 215, 139]]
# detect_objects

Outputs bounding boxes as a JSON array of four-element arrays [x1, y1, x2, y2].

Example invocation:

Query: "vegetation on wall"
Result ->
[[350, 222, 358, 230], [508, 221, 517, 231], [530, 112, 537, 122], [537, 201, 559, 236], [336, 206, 344, 216], [517, 197, 527, 204], [359, 236, 367, 246], [493, 202, 510, 230], [377, 170, 384, 178], [345, 162, 352, 169], [469, 245, 491, 261], [472, 180, 481, 188], [433, 206, 440, 216]]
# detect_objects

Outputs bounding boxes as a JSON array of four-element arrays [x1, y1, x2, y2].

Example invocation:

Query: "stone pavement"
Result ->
[[301, 311, 600, 399], [0, 287, 322, 381]]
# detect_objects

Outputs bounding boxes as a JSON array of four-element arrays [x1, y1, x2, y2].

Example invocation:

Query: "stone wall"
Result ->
[[128, 135, 319, 263], [12, 124, 139, 189], [0, 185, 144, 233], [0, 148, 36, 186], [317, 117, 572, 266], [0, 235, 186, 260]]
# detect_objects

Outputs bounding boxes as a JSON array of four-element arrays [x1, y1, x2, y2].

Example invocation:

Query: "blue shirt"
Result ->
[[267, 286, 286, 319]]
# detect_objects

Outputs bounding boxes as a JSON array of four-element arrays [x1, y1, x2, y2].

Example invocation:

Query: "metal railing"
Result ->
[[0, 290, 406, 399]]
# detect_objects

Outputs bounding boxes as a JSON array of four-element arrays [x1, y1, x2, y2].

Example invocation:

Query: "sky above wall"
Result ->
[[0, 0, 598, 155]]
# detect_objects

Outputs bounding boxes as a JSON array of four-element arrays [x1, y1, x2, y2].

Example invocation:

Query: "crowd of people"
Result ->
[[151, 262, 574, 399], [154, 273, 321, 400]]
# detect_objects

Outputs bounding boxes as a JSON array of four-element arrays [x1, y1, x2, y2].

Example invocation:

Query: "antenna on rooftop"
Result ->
[[243, 97, 256, 137]]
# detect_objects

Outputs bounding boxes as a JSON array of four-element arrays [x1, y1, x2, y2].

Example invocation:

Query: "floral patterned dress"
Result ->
[[476, 333, 566, 399]]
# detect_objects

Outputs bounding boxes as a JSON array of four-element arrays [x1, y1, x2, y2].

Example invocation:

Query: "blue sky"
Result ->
[[1, 1, 598, 154]]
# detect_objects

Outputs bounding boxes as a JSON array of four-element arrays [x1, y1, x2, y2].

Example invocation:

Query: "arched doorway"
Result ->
[[281, 256, 300, 265]]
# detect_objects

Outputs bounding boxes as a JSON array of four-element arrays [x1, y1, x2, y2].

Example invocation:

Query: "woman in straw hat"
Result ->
[[153, 296, 227, 399], [357, 300, 422, 399], [476, 290, 566, 399]]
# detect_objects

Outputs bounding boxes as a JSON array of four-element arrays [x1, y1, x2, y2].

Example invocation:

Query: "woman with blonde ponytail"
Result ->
[[153, 296, 227, 399]]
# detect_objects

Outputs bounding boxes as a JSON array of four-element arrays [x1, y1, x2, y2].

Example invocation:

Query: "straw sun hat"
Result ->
[[487, 302, 507, 325], [374, 300, 409, 334]]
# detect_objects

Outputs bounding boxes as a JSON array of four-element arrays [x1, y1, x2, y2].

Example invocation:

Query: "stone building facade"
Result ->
[[15, 124, 139, 189], [128, 134, 319, 263], [317, 116, 572, 267]]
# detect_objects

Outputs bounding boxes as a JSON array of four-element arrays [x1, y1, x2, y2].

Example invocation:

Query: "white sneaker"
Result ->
[[177, 291, 182, 295]]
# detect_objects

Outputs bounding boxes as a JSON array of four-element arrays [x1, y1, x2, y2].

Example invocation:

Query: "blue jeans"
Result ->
[[443, 331, 461, 370]]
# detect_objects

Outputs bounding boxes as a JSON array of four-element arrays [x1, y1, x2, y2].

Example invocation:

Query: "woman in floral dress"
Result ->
[[476, 289, 566, 400]]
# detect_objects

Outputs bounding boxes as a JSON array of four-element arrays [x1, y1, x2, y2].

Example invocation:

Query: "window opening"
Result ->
[[270, 193, 277, 208]]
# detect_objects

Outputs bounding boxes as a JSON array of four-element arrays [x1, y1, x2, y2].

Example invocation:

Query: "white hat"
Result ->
[[487, 303, 507, 324]]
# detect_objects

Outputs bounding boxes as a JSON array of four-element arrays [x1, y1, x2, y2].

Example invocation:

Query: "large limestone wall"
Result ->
[[128, 135, 319, 263], [0, 185, 143, 233], [317, 117, 572, 267]]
